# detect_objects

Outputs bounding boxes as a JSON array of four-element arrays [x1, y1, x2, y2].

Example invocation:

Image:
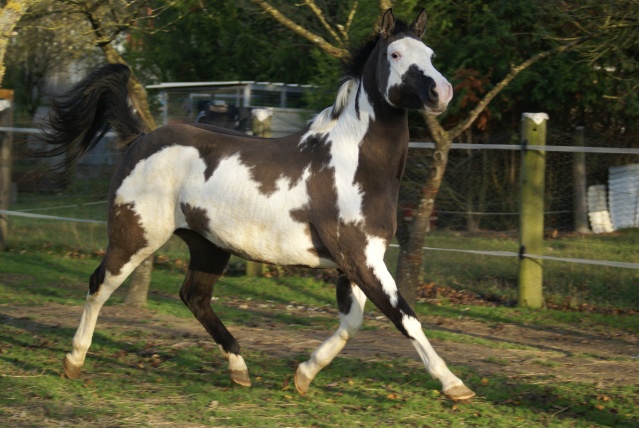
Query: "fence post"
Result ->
[[518, 113, 547, 309], [0, 89, 14, 251], [245, 108, 274, 277], [573, 126, 591, 234]]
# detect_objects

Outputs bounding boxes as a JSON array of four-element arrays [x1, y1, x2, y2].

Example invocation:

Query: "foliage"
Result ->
[[4, 10, 100, 118], [422, 0, 639, 134], [125, 0, 322, 85]]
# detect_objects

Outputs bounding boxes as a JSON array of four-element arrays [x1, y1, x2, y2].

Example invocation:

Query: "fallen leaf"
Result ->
[[281, 375, 291, 390]]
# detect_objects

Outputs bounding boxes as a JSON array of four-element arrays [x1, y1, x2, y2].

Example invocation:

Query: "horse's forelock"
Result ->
[[344, 18, 412, 79]]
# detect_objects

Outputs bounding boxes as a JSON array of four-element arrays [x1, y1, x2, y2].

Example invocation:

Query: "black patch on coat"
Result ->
[[89, 262, 106, 295], [336, 273, 354, 315], [103, 202, 149, 277], [387, 65, 437, 110], [181, 203, 211, 236]]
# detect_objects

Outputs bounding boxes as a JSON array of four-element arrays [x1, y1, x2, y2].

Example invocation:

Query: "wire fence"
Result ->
[[1, 124, 638, 311]]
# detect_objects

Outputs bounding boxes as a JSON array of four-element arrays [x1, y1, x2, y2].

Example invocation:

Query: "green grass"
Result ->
[[2, 250, 639, 426]]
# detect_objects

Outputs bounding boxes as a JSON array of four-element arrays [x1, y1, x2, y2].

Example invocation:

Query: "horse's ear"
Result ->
[[410, 8, 427, 38], [380, 8, 395, 39]]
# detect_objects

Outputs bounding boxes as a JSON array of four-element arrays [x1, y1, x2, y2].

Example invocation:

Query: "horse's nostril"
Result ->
[[429, 85, 439, 101]]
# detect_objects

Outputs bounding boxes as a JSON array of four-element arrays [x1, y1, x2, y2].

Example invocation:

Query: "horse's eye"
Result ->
[[391, 52, 400, 60]]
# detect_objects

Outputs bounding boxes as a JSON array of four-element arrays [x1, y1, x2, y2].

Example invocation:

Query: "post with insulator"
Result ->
[[518, 112, 547, 309]]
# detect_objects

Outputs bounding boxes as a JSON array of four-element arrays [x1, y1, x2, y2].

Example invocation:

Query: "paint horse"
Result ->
[[43, 9, 475, 401]]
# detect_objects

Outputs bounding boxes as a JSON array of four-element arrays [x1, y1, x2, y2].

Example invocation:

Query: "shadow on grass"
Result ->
[[420, 306, 636, 353]]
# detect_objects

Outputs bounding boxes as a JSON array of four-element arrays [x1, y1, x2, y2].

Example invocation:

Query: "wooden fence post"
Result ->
[[518, 113, 547, 309], [573, 126, 591, 234], [245, 108, 274, 277], [0, 89, 14, 251]]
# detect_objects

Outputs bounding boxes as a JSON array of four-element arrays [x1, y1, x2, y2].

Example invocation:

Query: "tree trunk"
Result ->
[[124, 255, 153, 307], [101, 43, 157, 130], [572, 126, 590, 234], [98, 44, 158, 307], [396, 114, 452, 306], [0, 90, 14, 251]]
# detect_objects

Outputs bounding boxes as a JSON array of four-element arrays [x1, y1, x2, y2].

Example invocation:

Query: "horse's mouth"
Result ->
[[424, 106, 447, 116]]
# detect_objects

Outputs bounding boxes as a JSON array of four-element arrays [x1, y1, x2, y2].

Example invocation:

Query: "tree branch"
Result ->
[[336, 0, 358, 42], [379, 0, 392, 15], [448, 38, 586, 139], [304, 0, 343, 46], [250, 0, 348, 59]]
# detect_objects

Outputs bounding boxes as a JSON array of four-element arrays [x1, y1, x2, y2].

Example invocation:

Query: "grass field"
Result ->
[[1, 249, 638, 427]]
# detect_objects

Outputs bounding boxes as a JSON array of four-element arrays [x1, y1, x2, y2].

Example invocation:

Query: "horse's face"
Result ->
[[378, 9, 452, 116]]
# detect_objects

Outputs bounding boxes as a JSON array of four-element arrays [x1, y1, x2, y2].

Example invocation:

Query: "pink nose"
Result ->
[[439, 81, 453, 105]]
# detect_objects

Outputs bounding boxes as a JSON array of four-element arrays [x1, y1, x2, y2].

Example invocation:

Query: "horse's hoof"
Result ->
[[230, 370, 252, 387], [294, 366, 312, 395], [443, 384, 476, 401], [62, 356, 82, 379]]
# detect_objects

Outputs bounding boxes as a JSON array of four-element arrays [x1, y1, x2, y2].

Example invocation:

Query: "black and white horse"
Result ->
[[43, 9, 475, 401]]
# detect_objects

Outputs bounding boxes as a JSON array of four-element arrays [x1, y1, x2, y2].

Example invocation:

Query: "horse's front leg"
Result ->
[[343, 236, 475, 401], [295, 272, 367, 394]]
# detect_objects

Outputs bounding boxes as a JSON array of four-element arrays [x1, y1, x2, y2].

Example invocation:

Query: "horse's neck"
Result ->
[[322, 78, 409, 164], [356, 79, 409, 173]]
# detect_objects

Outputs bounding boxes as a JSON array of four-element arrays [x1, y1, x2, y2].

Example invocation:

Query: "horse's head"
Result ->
[[376, 8, 452, 116]]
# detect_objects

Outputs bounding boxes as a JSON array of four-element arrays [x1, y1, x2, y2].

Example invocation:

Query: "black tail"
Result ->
[[39, 63, 144, 168]]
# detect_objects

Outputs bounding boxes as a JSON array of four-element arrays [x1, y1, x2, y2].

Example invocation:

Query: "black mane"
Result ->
[[344, 18, 411, 78]]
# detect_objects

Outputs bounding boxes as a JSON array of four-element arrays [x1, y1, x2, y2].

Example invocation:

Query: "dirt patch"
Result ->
[[1, 300, 637, 389]]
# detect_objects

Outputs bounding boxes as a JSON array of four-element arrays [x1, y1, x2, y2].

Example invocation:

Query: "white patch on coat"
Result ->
[[297, 283, 367, 382], [364, 235, 398, 306], [304, 78, 376, 225], [115, 145, 335, 268], [385, 37, 452, 107], [218, 345, 249, 373]]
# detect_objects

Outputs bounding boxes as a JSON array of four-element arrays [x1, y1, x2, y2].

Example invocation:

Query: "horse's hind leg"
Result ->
[[64, 200, 174, 378], [175, 229, 251, 387], [63, 242, 166, 378], [295, 272, 367, 394]]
